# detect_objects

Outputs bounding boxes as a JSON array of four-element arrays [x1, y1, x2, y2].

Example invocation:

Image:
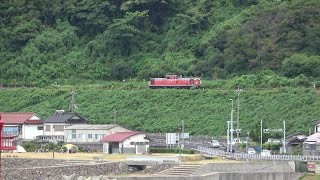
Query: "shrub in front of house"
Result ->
[[150, 148, 194, 154]]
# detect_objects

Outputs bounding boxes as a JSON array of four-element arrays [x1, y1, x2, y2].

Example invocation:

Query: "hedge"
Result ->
[[150, 148, 194, 154]]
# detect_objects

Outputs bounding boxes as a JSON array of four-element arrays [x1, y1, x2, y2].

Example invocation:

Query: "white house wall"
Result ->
[[64, 126, 131, 143], [123, 134, 149, 148], [23, 124, 43, 139], [123, 134, 149, 154]]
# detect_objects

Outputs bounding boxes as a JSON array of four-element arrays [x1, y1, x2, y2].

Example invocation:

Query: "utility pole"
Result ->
[[227, 121, 230, 152], [182, 120, 185, 150], [113, 108, 116, 124], [179, 120, 184, 163], [235, 86, 242, 139], [230, 99, 234, 153], [52, 136, 55, 159], [260, 119, 263, 152], [283, 120, 286, 154], [70, 89, 77, 112], [246, 132, 250, 161]]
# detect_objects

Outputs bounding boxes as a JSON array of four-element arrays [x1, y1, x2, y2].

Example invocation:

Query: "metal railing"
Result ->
[[197, 146, 320, 162], [127, 156, 179, 163]]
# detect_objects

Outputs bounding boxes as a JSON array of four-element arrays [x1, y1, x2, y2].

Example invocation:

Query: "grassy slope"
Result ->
[[0, 84, 319, 136]]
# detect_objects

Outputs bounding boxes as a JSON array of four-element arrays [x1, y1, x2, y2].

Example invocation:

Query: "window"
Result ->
[[45, 125, 50, 131], [72, 130, 76, 139], [37, 126, 43, 130], [67, 134, 72, 140], [53, 125, 64, 132], [95, 134, 105, 140], [3, 127, 19, 135], [88, 134, 92, 139]]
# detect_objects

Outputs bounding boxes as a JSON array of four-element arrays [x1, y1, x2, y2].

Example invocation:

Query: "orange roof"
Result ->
[[100, 132, 143, 142], [0, 112, 43, 124]]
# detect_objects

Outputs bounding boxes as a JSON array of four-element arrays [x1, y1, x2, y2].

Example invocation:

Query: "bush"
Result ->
[[150, 148, 194, 154], [78, 147, 84, 152], [22, 141, 37, 152]]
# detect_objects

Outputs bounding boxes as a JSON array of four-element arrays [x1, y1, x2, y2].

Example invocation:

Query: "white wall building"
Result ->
[[39, 110, 87, 141], [100, 132, 149, 154], [64, 125, 130, 143], [0, 112, 43, 141]]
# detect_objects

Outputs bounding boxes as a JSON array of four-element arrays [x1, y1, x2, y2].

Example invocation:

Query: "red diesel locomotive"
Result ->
[[148, 75, 201, 89]]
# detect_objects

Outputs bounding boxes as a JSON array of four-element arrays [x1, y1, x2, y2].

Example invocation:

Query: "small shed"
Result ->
[[100, 132, 149, 154]]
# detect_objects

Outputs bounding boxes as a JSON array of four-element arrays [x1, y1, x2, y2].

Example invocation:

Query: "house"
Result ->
[[303, 121, 320, 156], [303, 133, 320, 156], [0, 112, 43, 141], [286, 132, 306, 154], [64, 124, 130, 144], [37, 110, 87, 142], [100, 131, 149, 154]]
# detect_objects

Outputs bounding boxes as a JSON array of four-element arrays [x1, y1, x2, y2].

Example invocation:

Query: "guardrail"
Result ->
[[127, 156, 179, 163], [198, 146, 320, 162]]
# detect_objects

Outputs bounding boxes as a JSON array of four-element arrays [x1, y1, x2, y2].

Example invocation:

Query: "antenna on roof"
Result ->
[[55, 110, 65, 115]]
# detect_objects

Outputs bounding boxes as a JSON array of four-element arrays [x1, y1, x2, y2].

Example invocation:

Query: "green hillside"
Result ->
[[1, 83, 319, 136], [2, 0, 320, 138], [1, 0, 320, 85]]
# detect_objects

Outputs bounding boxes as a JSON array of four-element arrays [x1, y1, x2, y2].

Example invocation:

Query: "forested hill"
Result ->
[[1, 0, 320, 86], [0, 85, 319, 136]]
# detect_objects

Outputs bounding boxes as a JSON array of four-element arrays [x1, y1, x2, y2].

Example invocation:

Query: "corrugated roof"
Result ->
[[65, 124, 117, 130], [0, 112, 43, 124], [100, 132, 143, 142], [44, 112, 87, 123]]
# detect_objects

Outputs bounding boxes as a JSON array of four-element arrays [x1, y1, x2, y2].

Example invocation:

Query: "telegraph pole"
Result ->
[[236, 86, 242, 139], [227, 121, 230, 152], [230, 99, 234, 153], [70, 89, 77, 112], [260, 119, 263, 152], [113, 108, 116, 124], [182, 120, 185, 150], [283, 120, 286, 154]]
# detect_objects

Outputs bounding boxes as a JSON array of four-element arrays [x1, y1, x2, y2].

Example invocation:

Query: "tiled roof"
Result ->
[[65, 125, 117, 130], [44, 112, 87, 124], [100, 132, 143, 142], [0, 112, 43, 124], [304, 133, 320, 143]]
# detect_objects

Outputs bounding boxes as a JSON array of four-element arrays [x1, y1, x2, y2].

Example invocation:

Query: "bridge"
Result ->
[[197, 146, 320, 162]]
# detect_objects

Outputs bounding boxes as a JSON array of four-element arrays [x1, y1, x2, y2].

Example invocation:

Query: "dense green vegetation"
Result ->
[[0, 82, 319, 136], [150, 148, 194, 154], [1, 0, 320, 86], [1, 0, 320, 138]]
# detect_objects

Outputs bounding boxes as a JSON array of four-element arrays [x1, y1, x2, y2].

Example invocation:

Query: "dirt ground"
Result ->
[[0, 152, 237, 163]]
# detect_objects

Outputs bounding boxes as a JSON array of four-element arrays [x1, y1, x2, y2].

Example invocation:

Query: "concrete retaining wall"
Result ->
[[194, 161, 294, 175], [111, 172, 303, 180]]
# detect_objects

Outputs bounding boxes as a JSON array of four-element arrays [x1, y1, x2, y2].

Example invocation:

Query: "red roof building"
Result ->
[[100, 132, 142, 142], [0, 112, 43, 124], [0, 112, 43, 140], [100, 131, 149, 154]]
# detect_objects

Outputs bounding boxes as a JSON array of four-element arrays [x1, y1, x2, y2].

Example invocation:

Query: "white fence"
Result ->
[[127, 156, 179, 163], [198, 146, 320, 162]]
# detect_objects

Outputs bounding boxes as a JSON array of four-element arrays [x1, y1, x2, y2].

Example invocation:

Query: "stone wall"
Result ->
[[2, 158, 129, 180], [2, 158, 176, 180]]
